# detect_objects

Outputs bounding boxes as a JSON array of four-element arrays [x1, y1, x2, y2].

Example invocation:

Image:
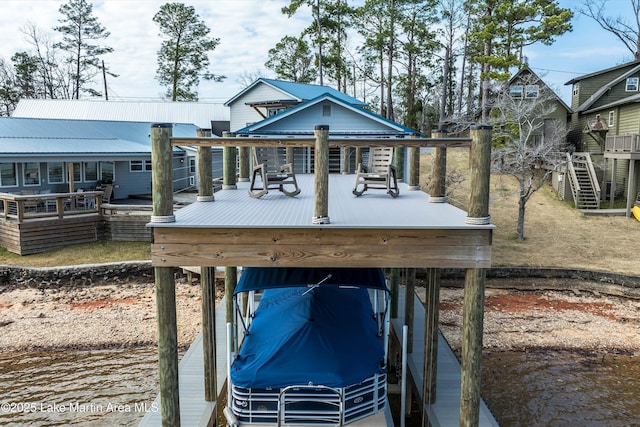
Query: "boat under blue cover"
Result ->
[[231, 268, 387, 389]]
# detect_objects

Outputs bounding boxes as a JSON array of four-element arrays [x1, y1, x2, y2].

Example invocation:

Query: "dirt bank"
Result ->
[[1, 275, 639, 354]]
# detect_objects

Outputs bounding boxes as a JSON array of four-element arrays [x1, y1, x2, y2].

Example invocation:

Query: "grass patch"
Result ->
[[0, 241, 150, 267]]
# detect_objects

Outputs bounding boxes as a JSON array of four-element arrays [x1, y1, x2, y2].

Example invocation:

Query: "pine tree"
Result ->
[[54, 0, 114, 99], [153, 2, 223, 102]]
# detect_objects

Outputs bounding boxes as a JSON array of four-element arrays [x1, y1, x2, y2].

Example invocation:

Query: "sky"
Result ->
[[0, 0, 635, 105]]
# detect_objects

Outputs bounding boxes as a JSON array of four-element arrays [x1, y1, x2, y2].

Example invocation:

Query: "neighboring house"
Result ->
[[13, 99, 230, 135], [506, 66, 572, 144], [565, 60, 640, 209], [0, 117, 217, 200], [505, 67, 575, 201], [225, 78, 418, 174]]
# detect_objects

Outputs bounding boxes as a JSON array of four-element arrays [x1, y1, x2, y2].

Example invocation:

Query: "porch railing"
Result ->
[[0, 191, 104, 223], [605, 134, 640, 152]]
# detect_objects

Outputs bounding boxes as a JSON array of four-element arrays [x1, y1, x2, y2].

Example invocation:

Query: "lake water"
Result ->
[[1, 347, 639, 426], [0, 348, 158, 426]]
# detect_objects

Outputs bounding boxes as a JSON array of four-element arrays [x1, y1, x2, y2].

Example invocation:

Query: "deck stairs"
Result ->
[[567, 152, 600, 209]]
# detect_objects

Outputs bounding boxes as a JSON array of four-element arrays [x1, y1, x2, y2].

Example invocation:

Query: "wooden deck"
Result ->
[[391, 287, 499, 427], [150, 175, 493, 269]]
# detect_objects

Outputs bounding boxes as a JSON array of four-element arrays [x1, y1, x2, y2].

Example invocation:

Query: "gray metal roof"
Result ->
[[12, 99, 229, 129], [0, 117, 199, 155]]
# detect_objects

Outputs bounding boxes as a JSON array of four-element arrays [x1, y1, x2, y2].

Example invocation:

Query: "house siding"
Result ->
[[229, 84, 294, 132], [617, 104, 640, 135], [256, 102, 392, 134]]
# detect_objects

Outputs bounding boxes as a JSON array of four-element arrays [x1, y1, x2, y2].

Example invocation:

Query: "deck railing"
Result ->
[[605, 134, 640, 152], [0, 191, 104, 223]]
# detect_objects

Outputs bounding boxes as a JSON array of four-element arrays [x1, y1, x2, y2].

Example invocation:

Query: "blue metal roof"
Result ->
[[235, 93, 419, 136], [0, 117, 199, 155], [225, 78, 366, 107]]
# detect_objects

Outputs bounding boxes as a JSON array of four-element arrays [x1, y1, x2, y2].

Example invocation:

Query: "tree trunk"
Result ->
[[517, 195, 526, 241]]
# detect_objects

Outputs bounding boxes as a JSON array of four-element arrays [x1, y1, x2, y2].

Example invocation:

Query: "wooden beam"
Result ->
[[169, 136, 472, 149], [151, 227, 491, 268]]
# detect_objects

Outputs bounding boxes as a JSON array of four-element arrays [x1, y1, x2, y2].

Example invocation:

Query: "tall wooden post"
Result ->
[[422, 267, 441, 409], [150, 123, 180, 426], [195, 129, 216, 403], [355, 147, 362, 171], [223, 131, 237, 190], [313, 125, 330, 224], [394, 147, 405, 182], [197, 129, 214, 202], [407, 135, 420, 191], [341, 146, 349, 174], [460, 125, 492, 427], [403, 268, 416, 419], [238, 134, 250, 182], [226, 266, 238, 348], [201, 266, 217, 401], [430, 130, 448, 203]]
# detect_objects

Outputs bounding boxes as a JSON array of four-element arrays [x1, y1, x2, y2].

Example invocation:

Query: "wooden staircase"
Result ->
[[567, 152, 601, 209]]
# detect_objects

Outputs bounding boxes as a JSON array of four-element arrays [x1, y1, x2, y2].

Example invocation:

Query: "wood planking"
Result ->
[[0, 215, 101, 255], [152, 227, 492, 268]]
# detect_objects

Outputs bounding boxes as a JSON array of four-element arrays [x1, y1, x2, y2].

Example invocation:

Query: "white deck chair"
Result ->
[[249, 147, 301, 198], [352, 147, 399, 198]]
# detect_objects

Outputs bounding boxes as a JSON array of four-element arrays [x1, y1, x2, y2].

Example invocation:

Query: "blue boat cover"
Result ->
[[234, 267, 388, 294], [230, 284, 385, 389]]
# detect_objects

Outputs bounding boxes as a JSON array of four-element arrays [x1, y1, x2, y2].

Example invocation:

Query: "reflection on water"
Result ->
[[2, 347, 640, 426], [0, 348, 158, 426], [483, 350, 640, 427]]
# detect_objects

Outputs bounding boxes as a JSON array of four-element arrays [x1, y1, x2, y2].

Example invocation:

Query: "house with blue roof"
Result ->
[[0, 117, 214, 199], [225, 78, 419, 174]]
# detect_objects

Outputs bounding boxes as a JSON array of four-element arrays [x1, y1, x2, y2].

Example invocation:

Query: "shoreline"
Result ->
[[1, 272, 639, 354]]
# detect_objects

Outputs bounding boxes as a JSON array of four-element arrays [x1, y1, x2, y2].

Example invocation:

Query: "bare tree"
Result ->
[[580, 0, 640, 60], [490, 72, 568, 241]]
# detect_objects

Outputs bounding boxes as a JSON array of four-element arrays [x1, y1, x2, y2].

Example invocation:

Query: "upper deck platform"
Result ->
[[149, 175, 493, 269]]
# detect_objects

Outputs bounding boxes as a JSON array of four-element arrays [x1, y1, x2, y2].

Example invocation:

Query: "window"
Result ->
[[84, 162, 98, 181], [23, 162, 40, 186], [573, 82, 579, 97], [72, 162, 81, 183], [510, 85, 523, 98], [608, 111, 615, 127], [322, 104, 331, 116], [100, 162, 114, 182], [189, 158, 196, 174], [0, 163, 17, 187], [525, 85, 539, 98], [130, 160, 151, 172], [267, 107, 286, 116], [626, 77, 639, 91], [48, 162, 65, 184]]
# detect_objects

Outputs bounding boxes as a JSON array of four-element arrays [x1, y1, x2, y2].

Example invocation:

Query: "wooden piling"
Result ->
[[226, 266, 237, 347], [313, 125, 330, 224], [422, 268, 441, 407], [222, 131, 237, 190], [200, 266, 217, 402], [404, 268, 415, 354], [460, 125, 492, 427], [196, 129, 214, 202], [430, 130, 448, 203], [150, 123, 180, 426]]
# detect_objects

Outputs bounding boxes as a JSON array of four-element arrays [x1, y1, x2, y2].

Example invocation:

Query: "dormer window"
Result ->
[[525, 85, 539, 98], [626, 77, 639, 91], [510, 85, 523, 98], [268, 107, 286, 116]]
